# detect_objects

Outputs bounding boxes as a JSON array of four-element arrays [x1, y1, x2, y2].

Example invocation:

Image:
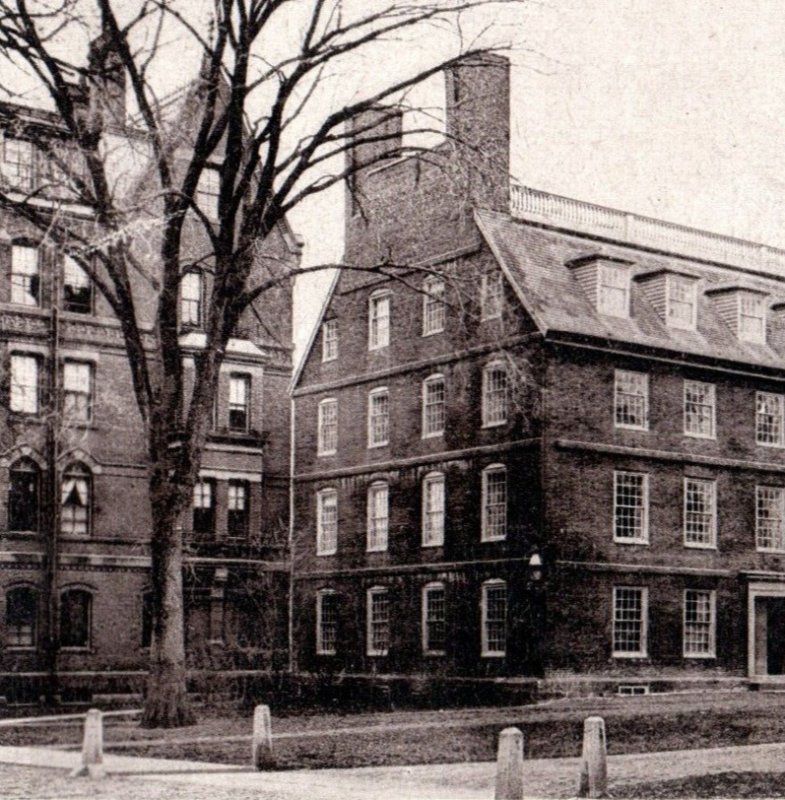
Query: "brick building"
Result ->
[[0, 41, 296, 702], [292, 55, 785, 693]]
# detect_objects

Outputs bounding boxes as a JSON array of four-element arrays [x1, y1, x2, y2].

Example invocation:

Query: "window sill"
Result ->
[[421, 541, 444, 549], [756, 547, 785, 554], [317, 650, 336, 656], [614, 424, 649, 432], [481, 421, 507, 429], [317, 550, 337, 557], [757, 441, 785, 449], [7, 530, 40, 536], [317, 450, 337, 457], [424, 650, 446, 657], [683, 653, 716, 660], [322, 356, 338, 364], [480, 314, 502, 323], [368, 345, 389, 353], [421, 432, 444, 440], [421, 329, 444, 338], [367, 442, 389, 449], [684, 432, 716, 441], [613, 537, 650, 546], [481, 651, 505, 658], [684, 542, 717, 550], [7, 646, 36, 652], [481, 535, 507, 543], [612, 652, 648, 659], [366, 650, 388, 657], [59, 646, 92, 653], [366, 546, 388, 554]]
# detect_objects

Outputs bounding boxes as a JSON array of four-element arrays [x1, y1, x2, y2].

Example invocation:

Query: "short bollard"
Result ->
[[251, 704, 274, 769], [494, 726, 524, 800], [578, 716, 607, 798], [70, 708, 106, 779]]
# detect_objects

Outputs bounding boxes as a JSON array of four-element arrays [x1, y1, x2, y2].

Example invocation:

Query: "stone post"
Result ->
[[578, 716, 607, 798], [494, 726, 524, 800], [70, 708, 106, 779], [251, 704, 274, 769]]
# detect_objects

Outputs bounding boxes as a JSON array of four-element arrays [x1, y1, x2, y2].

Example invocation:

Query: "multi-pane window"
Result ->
[[422, 472, 445, 547], [598, 263, 630, 318], [6, 587, 36, 648], [614, 370, 648, 430], [422, 583, 446, 655], [228, 374, 250, 432], [59, 589, 91, 649], [613, 586, 647, 657], [684, 380, 715, 438], [318, 398, 338, 455], [61, 463, 91, 537], [11, 245, 40, 307], [667, 275, 697, 329], [196, 167, 220, 219], [481, 580, 507, 656], [756, 392, 784, 446], [322, 319, 338, 362], [480, 271, 503, 320], [367, 587, 390, 656], [482, 363, 507, 427], [683, 589, 715, 658], [227, 480, 249, 538], [367, 388, 389, 447], [684, 478, 716, 548], [368, 291, 390, 350], [756, 485, 785, 552], [10, 354, 40, 414], [613, 471, 648, 543], [192, 478, 216, 537], [481, 465, 507, 542], [63, 361, 93, 422], [316, 590, 338, 655], [8, 459, 39, 532], [422, 375, 445, 437], [367, 482, 389, 552], [316, 488, 337, 556], [2, 137, 34, 190], [63, 256, 92, 314], [180, 271, 203, 326], [738, 293, 766, 344], [422, 276, 446, 335]]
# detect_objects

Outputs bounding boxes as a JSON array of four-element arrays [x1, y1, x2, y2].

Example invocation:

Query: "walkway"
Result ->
[[3, 739, 785, 799]]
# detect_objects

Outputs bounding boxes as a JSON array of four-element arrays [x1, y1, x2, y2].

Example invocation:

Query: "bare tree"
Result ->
[[0, 0, 519, 726]]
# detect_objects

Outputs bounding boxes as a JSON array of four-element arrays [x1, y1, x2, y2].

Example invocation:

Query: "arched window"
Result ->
[[61, 463, 91, 537], [59, 588, 92, 649], [6, 586, 37, 648], [421, 472, 445, 547], [8, 458, 40, 532]]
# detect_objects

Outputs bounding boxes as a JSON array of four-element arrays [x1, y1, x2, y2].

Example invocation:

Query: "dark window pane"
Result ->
[[227, 481, 248, 538], [60, 590, 91, 648], [9, 462, 38, 531], [7, 587, 36, 647], [193, 480, 215, 537]]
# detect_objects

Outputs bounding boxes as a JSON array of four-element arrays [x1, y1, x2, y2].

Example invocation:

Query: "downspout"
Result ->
[[287, 395, 296, 674]]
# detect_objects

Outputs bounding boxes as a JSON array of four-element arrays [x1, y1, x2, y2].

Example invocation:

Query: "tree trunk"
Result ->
[[141, 504, 196, 728]]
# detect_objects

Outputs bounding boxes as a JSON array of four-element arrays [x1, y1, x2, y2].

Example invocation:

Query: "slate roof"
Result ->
[[475, 208, 785, 372]]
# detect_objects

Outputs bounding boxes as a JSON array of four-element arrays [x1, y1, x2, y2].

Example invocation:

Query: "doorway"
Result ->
[[749, 584, 785, 679]]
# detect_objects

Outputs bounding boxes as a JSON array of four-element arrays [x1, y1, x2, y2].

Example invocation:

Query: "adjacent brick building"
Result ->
[[292, 55, 785, 693], [0, 40, 296, 702]]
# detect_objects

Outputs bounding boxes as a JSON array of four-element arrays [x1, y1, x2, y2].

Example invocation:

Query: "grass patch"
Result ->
[[613, 772, 785, 798]]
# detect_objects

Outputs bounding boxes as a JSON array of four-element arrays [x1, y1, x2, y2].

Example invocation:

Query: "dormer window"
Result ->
[[739, 292, 766, 344], [597, 263, 630, 318], [666, 274, 697, 330]]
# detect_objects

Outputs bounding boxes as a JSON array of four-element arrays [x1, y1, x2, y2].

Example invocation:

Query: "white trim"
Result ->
[[482, 361, 508, 428], [367, 387, 390, 448], [747, 580, 785, 678], [422, 581, 446, 656], [195, 468, 262, 483], [613, 369, 649, 432], [421, 373, 445, 439], [321, 318, 339, 363], [665, 273, 698, 331], [480, 578, 507, 657], [368, 289, 391, 351], [683, 588, 716, 659], [421, 471, 445, 547], [756, 391, 785, 448], [317, 397, 338, 456], [481, 464, 507, 542], [612, 585, 648, 658], [755, 484, 785, 553], [316, 588, 337, 656], [612, 470, 649, 545], [366, 481, 389, 553], [316, 488, 338, 556], [366, 585, 390, 656], [683, 477, 717, 549], [683, 379, 716, 440], [480, 271, 503, 321], [421, 275, 446, 336]]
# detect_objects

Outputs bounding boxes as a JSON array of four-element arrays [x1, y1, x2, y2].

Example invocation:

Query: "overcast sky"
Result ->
[[291, 0, 785, 358]]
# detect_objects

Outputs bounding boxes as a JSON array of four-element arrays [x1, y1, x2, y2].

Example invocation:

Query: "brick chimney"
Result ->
[[84, 31, 127, 129]]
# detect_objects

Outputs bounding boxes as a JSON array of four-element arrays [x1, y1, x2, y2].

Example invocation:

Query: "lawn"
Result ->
[[2, 689, 785, 770], [613, 772, 785, 798]]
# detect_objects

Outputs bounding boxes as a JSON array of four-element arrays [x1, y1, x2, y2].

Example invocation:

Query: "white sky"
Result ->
[[291, 0, 785, 359]]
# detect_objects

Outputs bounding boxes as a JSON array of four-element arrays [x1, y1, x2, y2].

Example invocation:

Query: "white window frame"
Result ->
[[666, 274, 697, 330], [614, 370, 649, 431], [10, 353, 40, 415], [316, 488, 338, 556], [756, 485, 785, 553], [683, 589, 716, 659], [367, 387, 389, 448], [322, 319, 338, 362], [738, 292, 766, 345], [196, 166, 220, 220], [366, 586, 390, 656], [613, 471, 649, 544], [683, 477, 717, 549], [684, 380, 716, 439], [11, 245, 40, 308], [366, 481, 389, 552], [597, 263, 631, 318], [2, 137, 35, 191], [482, 362, 508, 428], [368, 290, 390, 350], [481, 579, 507, 657], [422, 276, 446, 336], [316, 589, 338, 656], [481, 464, 507, 542], [422, 582, 447, 656], [422, 374, 445, 438], [612, 586, 648, 658], [317, 398, 338, 456], [756, 391, 784, 447], [63, 360, 93, 423], [421, 471, 445, 547], [180, 271, 203, 326], [480, 271, 503, 321]]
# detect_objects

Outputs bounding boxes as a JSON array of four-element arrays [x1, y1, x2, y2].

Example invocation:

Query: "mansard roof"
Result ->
[[475, 206, 785, 371]]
